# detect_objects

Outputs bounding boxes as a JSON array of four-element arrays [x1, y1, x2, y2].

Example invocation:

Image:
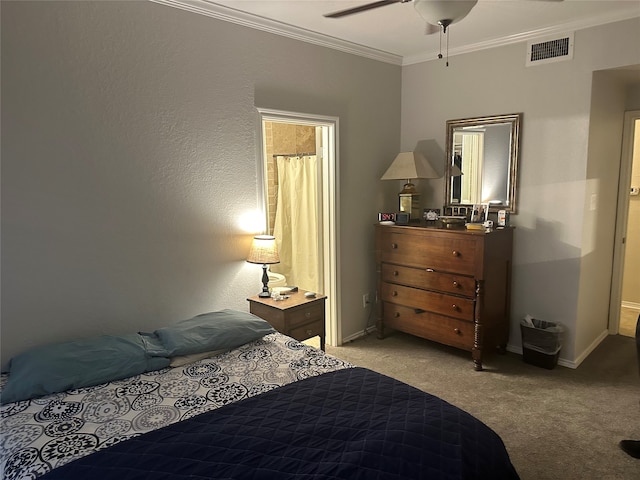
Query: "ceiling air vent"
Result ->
[[526, 33, 574, 66]]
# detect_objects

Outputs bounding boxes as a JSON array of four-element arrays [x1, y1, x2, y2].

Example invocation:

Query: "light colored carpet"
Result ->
[[325, 331, 640, 480]]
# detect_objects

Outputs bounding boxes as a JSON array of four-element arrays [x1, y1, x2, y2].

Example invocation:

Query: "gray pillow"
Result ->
[[1, 333, 170, 404], [155, 309, 275, 356]]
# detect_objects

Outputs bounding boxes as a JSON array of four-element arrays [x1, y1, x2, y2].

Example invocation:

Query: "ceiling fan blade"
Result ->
[[324, 0, 408, 19]]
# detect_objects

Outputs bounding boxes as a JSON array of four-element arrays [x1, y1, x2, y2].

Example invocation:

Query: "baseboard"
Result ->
[[507, 328, 610, 369], [351, 327, 610, 369], [621, 301, 640, 311], [341, 326, 376, 345]]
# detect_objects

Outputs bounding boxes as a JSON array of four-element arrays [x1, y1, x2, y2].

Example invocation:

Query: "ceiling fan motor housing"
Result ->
[[413, 0, 478, 27]]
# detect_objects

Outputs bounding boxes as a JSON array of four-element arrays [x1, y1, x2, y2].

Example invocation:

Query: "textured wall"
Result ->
[[401, 18, 640, 364], [1, 1, 401, 367]]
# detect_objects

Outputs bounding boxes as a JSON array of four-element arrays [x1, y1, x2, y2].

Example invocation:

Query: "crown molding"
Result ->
[[150, 0, 639, 67], [150, 0, 403, 65], [402, 5, 640, 65]]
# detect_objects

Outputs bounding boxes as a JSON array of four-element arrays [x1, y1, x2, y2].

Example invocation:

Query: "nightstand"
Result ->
[[247, 290, 326, 350]]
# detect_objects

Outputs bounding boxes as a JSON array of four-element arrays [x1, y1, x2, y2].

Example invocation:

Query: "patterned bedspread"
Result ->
[[0, 333, 352, 480], [36, 367, 520, 480]]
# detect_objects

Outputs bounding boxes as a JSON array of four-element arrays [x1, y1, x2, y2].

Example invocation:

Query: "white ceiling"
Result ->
[[154, 0, 640, 65]]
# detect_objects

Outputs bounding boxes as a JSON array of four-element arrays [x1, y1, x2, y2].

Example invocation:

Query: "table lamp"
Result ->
[[246, 235, 280, 298], [381, 151, 439, 220]]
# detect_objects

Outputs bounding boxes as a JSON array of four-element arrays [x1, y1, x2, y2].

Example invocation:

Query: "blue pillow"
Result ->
[[0, 333, 170, 404], [154, 309, 275, 356]]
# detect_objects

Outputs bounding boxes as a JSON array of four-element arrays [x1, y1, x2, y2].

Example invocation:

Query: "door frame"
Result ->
[[256, 108, 341, 347], [609, 109, 640, 334]]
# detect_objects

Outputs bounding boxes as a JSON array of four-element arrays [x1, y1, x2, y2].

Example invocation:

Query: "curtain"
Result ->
[[461, 133, 483, 204], [271, 155, 320, 293]]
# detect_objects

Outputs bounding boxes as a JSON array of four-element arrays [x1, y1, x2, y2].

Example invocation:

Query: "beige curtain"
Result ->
[[271, 155, 320, 293], [461, 132, 484, 204]]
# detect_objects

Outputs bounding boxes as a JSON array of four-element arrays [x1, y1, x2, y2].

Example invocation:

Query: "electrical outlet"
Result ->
[[362, 293, 370, 308]]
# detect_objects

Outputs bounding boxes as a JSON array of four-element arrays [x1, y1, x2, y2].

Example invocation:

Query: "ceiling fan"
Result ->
[[325, 0, 478, 34], [325, 0, 562, 34]]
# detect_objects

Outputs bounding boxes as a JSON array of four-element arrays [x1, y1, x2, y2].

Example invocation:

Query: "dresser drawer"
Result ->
[[381, 282, 475, 321], [288, 319, 324, 342], [379, 231, 478, 275], [383, 303, 474, 350], [381, 263, 476, 297]]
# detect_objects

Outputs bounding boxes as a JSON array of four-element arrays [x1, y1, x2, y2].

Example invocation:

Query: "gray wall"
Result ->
[[3, 1, 639, 369], [1, 1, 401, 367], [401, 18, 640, 364]]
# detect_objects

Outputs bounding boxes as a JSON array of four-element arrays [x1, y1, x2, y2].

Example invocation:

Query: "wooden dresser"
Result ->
[[375, 224, 513, 370]]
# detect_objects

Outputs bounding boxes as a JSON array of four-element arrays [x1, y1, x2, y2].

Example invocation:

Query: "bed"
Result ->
[[1, 310, 519, 479]]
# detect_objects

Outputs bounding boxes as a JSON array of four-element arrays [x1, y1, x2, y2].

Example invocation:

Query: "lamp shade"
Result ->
[[381, 152, 439, 181], [246, 235, 280, 265]]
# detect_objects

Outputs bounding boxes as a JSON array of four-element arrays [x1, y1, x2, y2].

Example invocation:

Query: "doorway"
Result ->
[[257, 108, 340, 347], [611, 110, 640, 337]]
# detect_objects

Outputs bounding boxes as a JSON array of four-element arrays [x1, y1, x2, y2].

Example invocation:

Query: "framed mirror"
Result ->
[[444, 113, 522, 213]]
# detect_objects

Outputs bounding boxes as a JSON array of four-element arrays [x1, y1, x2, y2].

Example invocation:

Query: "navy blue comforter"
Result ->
[[40, 367, 519, 479]]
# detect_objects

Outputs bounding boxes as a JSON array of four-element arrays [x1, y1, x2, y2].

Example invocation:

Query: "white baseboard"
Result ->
[[341, 325, 376, 345], [622, 301, 640, 311], [507, 328, 609, 369], [569, 329, 609, 368], [349, 327, 612, 370]]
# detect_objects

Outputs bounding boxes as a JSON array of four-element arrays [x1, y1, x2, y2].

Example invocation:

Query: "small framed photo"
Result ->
[[423, 208, 440, 221], [470, 204, 490, 223]]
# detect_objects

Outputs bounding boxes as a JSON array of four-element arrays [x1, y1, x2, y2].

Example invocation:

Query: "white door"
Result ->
[[257, 108, 340, 347]]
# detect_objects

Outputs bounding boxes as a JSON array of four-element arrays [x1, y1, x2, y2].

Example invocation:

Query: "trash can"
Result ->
[[520, 317, 564, 369]]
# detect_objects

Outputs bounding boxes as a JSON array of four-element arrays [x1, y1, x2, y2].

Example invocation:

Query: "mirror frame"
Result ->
[[444, 112, 522, 214]]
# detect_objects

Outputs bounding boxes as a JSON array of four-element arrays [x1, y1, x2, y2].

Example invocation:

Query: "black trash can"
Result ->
[[520, 318, 564, 369]]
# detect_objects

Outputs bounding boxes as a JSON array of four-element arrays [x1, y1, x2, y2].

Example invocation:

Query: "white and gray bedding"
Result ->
[[0, 332, 352, 479], [1, 309, 520, 479]]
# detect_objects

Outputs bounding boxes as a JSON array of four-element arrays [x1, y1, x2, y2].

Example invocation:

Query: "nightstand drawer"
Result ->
[[381, 263, 475, 297], [381, 282, 475, 321], [288, 320, 324, 342], [383, 302, 474, 350], [286, 302, 325, 328]]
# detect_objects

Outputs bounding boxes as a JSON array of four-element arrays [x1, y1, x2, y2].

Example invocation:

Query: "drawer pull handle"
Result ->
[[425, 268, 434, 272], [393, 270, 399, 276], [452, 250, 460, 257], [391, 243, 398, 249], [306, 329, 313, 336], [452, 281, 459, 287], [391, 291, 398, 297], [305, 312, 311, 318], [452, 304, 458, 311], [454, 328, 461, 335], [394, 312, 400, 318]]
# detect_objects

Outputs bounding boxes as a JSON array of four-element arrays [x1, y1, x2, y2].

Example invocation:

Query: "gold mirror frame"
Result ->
[[444, 113, 522, 214]]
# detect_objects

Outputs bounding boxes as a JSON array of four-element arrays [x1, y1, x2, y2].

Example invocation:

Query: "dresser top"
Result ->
[[375, 223, 513, 236]]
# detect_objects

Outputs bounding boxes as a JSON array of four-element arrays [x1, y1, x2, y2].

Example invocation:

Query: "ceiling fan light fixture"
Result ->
[[413, 0, 478, 27]]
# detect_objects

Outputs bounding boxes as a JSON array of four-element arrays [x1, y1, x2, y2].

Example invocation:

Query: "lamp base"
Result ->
[[258, 264, 271, 298], [399, 192, 421, 220]]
